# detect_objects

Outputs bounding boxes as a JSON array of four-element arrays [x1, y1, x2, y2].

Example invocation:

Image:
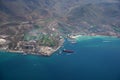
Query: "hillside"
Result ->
[[0, 0, 120, 36], [65, 3, 120, 36], [0, 0, 118, 21]]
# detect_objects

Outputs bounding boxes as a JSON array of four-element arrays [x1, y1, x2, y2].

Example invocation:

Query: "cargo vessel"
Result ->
[[63, 49, 74, 53]]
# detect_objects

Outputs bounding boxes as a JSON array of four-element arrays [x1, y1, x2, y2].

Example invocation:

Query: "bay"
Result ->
[[0, 36, 120, 80]]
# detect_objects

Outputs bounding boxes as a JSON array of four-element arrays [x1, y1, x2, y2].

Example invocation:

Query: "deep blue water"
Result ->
[[0, 36, 120, 80]]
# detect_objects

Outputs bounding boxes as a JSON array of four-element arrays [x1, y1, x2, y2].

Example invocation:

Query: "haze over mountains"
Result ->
[[0, 0, 120, 36], [0, 0, 119, 19]]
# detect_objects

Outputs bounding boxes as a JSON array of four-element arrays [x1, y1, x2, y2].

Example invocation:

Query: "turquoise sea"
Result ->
[[0, 36, 120, 80]]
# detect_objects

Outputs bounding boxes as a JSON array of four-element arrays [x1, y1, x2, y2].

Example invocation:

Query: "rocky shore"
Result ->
[[0, 36, 64, 56]]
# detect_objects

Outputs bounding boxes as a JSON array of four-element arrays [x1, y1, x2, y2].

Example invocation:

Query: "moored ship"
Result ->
[[63, 49, 74, 53]]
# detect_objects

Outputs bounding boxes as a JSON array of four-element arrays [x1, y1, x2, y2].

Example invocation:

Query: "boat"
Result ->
[[63, 49, 74, 53]]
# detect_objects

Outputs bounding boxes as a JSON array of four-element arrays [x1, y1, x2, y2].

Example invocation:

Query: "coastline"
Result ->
[[69, 34, 118, 39], [0, 34, 119, 56], [39, 38, 64, 56], [67, 34, 120, 42], [0, 38, 65, 57]]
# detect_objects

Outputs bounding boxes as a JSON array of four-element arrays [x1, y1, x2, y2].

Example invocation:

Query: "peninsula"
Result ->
[[0, 20, 64, 56]]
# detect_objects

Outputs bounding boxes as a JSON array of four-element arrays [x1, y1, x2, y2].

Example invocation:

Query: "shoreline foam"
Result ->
[[71, 35, 119, 42]]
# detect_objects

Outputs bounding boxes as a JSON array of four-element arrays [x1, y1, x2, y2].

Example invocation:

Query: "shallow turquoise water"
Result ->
[[0, 36, 120, 80]]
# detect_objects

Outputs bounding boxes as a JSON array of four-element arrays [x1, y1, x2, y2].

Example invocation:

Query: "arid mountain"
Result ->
[[0, 0, 120, 36], [0, 0, 55, 22], [0, 0, 118, 20], [65, 3, 120, 35]]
